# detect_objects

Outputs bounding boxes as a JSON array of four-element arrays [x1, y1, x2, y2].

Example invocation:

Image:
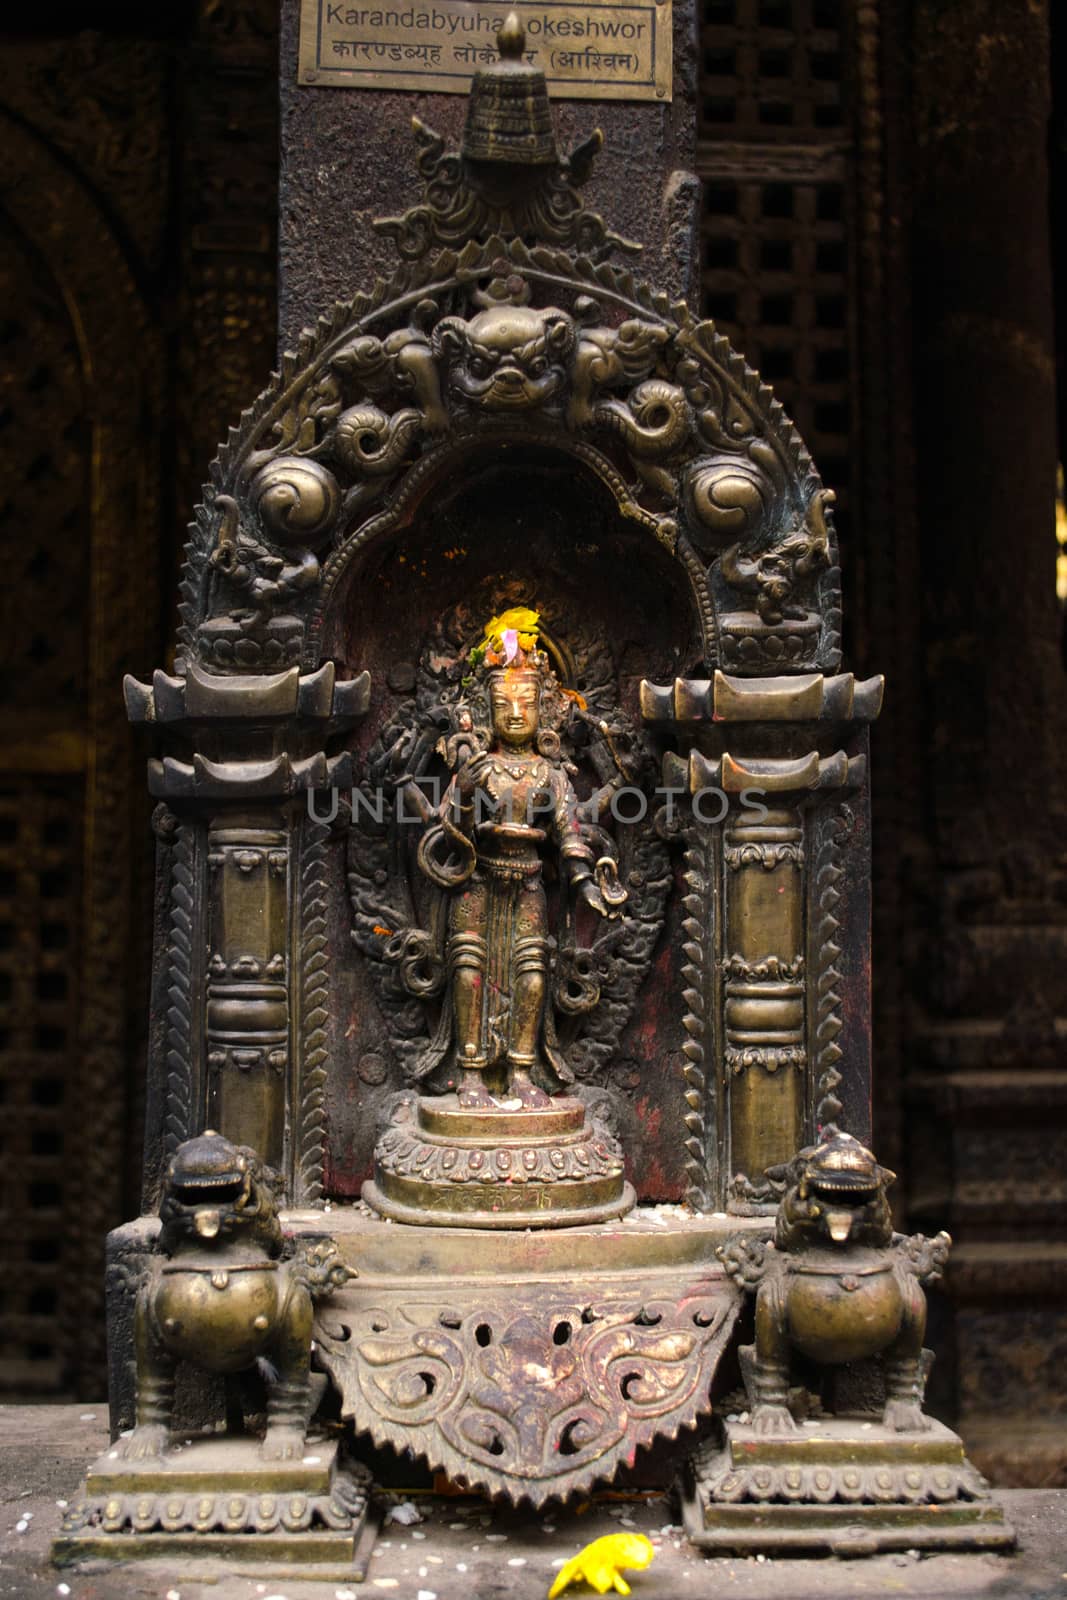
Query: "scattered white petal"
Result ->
[[108, 1451, 119, 1459], [55, 1500, 68, 1509], [449, 1521, 467, 1530], [335, 1589, 357, 1599], [417, 1591, 437, 1600], [485, 1532, 508, 1542], [387, 1500, 423, 1526], [56, 1587, 71, 1597], [79, 1413, 97, 1422], [411, 1528, 427, 1539], [166, 1590, 181, 1600], [507, 1557, 527, 1567], [620, 1517, 636, 1528], [419, 1567, 428, 1578], [302, 1455, 322, 1464], [455, 1563, 468, 1573], [372, 1584, 399, 1592], [22, 1511, 34, 1520], [16, 1522, 29, 1535], [426, 1555, 444, 1564], [551, 1557, 567, 1568]]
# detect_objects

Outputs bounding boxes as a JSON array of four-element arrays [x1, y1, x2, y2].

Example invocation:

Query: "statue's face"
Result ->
[[490, 671, 540, 747]]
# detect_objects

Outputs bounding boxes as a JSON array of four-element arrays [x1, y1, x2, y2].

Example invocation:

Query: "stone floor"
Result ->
[[2, 1405, 1064, 1600]]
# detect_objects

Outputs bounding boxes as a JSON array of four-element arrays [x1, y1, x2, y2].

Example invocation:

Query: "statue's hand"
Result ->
[[579, 877, 620, 919]]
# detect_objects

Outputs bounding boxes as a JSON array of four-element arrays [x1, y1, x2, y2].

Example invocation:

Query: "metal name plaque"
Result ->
[[298, 0, 672, 101]]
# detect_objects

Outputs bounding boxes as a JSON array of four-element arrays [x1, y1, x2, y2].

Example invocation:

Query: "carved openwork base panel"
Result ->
[[310, 1208, 744, 1505], [681, 1418, 1015, 1556]]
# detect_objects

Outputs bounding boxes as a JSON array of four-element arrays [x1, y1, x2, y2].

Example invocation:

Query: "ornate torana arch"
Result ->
[[175, 237, 840, 680]]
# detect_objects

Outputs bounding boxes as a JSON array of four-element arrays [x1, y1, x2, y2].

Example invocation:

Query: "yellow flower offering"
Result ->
[[547, 1531, 656, 1597], [472, 606, 541, 667]]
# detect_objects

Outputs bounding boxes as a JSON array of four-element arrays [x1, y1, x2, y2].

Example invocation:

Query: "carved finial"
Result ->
[[498, 11, 525, 59], [462, 9, 557, 167]]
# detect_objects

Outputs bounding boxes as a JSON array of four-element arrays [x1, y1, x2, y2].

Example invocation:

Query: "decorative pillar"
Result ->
[[124, 662, 369, 1190], [722, 806, 805, 1187], [643, 669, 883, 1210], [206, 812, 291, 1165]]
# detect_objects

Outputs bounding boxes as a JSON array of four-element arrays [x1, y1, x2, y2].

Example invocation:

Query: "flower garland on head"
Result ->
[[468, 606, 542, 671], [455, 604, 591, 767]]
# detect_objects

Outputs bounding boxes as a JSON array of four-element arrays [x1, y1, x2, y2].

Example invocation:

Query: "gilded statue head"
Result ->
[[465, 607, 574, 759], [489, 667, 541, 748]]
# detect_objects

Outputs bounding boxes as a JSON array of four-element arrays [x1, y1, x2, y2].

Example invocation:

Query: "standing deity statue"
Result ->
[[408, 608, 627, 1109]]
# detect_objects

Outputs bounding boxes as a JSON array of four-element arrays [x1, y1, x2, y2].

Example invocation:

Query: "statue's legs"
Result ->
[[448, 882, 494, 1107], [508, 882, 551, 1107]]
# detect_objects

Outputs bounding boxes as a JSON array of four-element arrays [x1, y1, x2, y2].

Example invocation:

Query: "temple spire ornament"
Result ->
[[462, 14, 557, 167], [373, 14, 640, 260]]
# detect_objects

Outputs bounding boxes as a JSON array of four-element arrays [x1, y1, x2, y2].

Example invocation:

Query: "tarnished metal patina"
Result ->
[[56, 1133, 374, 1568], [59, 11, 1003, 1550], [680, 1130, 1014, 1553]]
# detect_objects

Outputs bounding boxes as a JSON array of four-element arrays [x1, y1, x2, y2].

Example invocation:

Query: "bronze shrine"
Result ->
[[56, 18, 1013, 1567]]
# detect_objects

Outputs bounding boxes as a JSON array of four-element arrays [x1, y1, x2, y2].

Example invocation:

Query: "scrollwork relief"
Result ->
[[316, 1279, 740, 1505], [176, 238, 839, 679]]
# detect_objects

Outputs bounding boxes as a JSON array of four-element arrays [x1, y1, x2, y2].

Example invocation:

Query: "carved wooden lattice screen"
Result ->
[[698, 0, 852, 557], [0, 2, 278, 1396]]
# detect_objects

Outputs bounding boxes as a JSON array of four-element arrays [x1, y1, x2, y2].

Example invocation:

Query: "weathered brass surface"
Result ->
[[298, 0, 672, 103], [54, 1435, 374, 1569], [678, 1129, 1013, 1554], [119, 1133, 353, 1463], [366, 1093, 635, 1226], [58, 1136, 374, 1566], [362, 610, 638, 1228], [114, 14, 891, 1521], [718, 1129, 948, 1432], [315, 1216, 743, 1504], [681, 1418, 1015, 1555]]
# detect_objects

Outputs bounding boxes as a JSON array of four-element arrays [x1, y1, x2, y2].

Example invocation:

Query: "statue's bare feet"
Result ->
[[262, 1424, 305, 1460], [510, 1070, 550, 1109], [750, 1403, 798, 1435], [883, 1399, 928, 1433], [457, 1071, 495, 1110], [116, 1423, 168, 1460]]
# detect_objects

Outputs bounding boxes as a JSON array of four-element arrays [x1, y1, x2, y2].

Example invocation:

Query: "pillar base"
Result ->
[[680, 1416, 1015, 1557], [53, 1435, 376, 1572]]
